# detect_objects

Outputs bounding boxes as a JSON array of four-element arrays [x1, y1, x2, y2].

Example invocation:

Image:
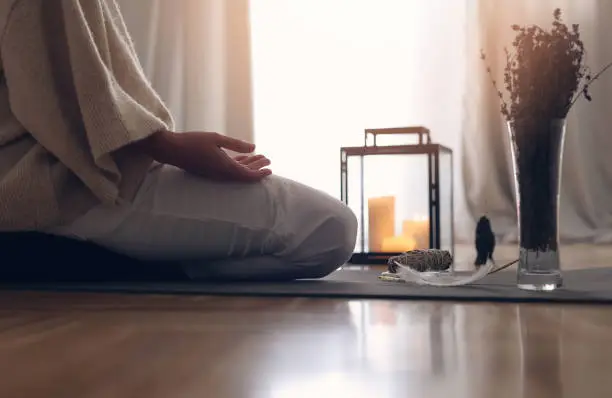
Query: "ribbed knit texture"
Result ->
[[0, 0, 174, 231]]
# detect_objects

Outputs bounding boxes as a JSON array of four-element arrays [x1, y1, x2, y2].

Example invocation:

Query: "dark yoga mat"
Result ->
[[2, 267, 612, 304]]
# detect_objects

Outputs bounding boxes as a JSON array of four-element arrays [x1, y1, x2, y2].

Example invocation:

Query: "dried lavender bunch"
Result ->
[[478, 9, 612, 253], [481, 8, 612, 126]]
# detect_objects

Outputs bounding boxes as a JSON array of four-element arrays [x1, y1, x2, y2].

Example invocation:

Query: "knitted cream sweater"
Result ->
[[0, 0, 174, 231]]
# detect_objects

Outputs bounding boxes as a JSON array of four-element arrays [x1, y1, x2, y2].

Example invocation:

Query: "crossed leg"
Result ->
[[51, 165, 358, 281]]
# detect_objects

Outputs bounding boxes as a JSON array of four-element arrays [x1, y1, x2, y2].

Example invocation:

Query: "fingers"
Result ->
[[217, 151, 271, 182], [242, 168, 272, 181], [214, 133, 255, 154], [227, 164, 271, 182], [244, 157, 271, 171], [235, 154, 271, 170]]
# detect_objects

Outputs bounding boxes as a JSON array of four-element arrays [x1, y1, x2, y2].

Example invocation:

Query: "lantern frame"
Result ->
[[340, 126, 454, 264]]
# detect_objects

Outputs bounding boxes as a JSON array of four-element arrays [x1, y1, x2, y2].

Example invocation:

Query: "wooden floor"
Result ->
[[1, 244, 611, 398]]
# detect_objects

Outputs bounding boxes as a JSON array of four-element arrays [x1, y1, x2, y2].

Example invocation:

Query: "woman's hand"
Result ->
[[142, 130, 272, 182]]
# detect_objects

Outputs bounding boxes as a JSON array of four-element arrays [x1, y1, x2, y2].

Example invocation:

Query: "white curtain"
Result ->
[[115, 0, 254, 142], [462, 0, 612, 243], [250, 0, 472, 242]]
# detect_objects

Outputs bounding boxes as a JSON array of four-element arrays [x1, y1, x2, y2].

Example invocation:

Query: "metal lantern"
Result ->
[[340, 126, 454, 264]]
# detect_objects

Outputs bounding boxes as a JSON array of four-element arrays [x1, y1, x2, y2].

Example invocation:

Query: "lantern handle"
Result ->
[[364, 126, 431, 146]]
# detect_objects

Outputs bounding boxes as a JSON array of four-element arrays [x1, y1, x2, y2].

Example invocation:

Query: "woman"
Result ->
[[0, 0, 357, 281]]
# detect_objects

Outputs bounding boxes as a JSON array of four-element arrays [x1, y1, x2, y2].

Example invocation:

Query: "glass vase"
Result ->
[[508, 118, 566, 291]]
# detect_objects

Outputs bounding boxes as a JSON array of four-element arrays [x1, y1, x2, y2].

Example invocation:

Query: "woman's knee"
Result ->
[[327, 203, 358, 261], [285, 199, 358, 278]]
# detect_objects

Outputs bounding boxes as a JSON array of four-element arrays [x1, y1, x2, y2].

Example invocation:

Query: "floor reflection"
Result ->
[[519, 306, 564, 398], [3, 292, 612, 397], [256, 300, 470, 398], [253, 300, 599, 398]]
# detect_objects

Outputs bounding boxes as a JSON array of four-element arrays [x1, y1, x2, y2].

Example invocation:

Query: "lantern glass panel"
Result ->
[[346, 153, 430, 254], [439, 149, 453, 253]]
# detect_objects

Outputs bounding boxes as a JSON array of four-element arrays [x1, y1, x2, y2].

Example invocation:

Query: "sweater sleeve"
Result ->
[[0, 0, 174, 185]]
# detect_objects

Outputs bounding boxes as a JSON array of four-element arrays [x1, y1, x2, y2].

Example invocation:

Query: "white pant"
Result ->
[[51, 165, 358, 281]]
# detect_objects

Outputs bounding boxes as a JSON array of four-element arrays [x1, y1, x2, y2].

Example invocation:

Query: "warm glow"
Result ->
[[368, 195, 430, 253], [381, 235, 416, 253], [402, 218, 430, 249], [367, 196, 395, 252]]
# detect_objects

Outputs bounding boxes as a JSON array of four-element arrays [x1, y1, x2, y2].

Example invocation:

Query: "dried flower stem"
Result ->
[[569, 61, 612, 108]]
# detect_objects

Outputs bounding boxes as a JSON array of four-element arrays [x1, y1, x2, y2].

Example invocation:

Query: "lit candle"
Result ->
[[381, 235, 417, 253], [402, 217, 430, 249], [368, 196, 395, 252]]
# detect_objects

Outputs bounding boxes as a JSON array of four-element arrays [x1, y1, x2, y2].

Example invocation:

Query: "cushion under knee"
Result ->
[[0, 232, 187, 282]]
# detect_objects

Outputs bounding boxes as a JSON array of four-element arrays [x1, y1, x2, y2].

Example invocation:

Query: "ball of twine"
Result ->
[[388, 249, 453, 273]]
